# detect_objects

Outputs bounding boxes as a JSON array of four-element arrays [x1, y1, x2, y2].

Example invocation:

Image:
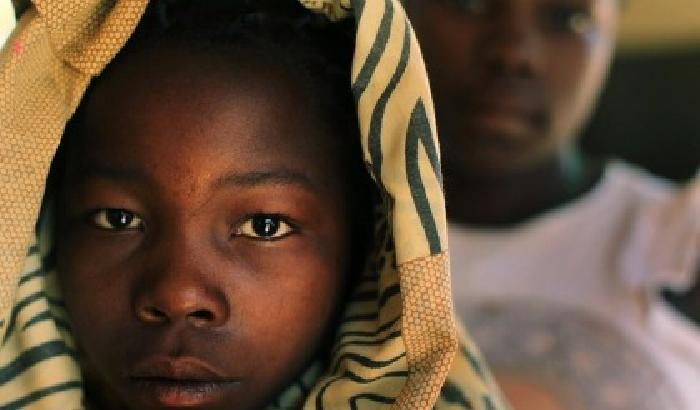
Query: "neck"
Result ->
[[445, 149, 605, 227]]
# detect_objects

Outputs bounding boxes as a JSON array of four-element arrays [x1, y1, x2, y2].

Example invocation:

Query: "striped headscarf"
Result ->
[[0, 1, 508, 408]]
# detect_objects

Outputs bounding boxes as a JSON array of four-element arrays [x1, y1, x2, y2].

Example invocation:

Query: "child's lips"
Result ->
[[128, 356, 241, 407]]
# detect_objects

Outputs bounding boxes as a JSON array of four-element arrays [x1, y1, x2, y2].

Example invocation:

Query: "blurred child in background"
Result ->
[[406, 0, 700, 408]]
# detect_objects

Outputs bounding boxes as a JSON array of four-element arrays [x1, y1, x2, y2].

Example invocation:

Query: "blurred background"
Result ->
[[581, 0, 700, 182]]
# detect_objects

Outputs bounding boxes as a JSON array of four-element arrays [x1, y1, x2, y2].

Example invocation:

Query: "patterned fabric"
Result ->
[[0, 1, 508, 409]]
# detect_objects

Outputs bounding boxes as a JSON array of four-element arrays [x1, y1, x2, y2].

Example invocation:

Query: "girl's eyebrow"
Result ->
[[77, 163, 317, 191], [212, 169, 317, 191], [77, 163, 149, 183]]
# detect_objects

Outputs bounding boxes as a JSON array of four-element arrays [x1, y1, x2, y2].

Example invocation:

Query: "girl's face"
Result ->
[[406, 0, 619, 178], [56, 47, 352, 410]]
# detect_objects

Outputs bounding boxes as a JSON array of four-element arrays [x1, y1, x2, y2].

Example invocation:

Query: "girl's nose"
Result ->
[[131, 233, 230, 328], [483, 10, 543, 78], [134, 284, 229, 328]]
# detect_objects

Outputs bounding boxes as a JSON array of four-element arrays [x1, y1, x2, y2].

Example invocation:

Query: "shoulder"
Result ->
[[604, 161, 676, 206], [615, 161, 699, 291]]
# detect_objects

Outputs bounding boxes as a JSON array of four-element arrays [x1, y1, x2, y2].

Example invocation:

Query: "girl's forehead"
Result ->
[[68, 47, 345, 193]]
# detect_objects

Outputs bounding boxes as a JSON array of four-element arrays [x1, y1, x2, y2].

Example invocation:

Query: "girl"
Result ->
[[0, 0, 507, 409]]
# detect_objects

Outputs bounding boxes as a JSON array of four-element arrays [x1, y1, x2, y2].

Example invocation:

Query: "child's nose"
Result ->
[[131, 237, 231, 328], [483, 12, 543, 77], [133, 285, 229, 328]]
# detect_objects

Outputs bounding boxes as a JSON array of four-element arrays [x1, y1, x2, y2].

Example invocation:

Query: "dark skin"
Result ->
[[56, 45, 352, 410], [406, 1, 700, 406], [405, 0, 619, 226]]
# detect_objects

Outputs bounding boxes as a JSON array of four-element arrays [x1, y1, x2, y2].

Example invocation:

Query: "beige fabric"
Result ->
[[395, 253, 455, 409], [0, 0, 146, 319]]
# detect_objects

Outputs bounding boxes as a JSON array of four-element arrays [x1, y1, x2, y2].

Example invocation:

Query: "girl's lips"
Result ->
[[129, 378, 241, 407], [128, 356, 241, 407]]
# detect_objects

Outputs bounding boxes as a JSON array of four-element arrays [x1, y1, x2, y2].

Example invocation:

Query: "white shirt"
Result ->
[[450, 162, 700, 410]]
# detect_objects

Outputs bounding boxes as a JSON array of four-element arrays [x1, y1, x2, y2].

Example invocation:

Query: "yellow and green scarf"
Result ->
[[0, 1, 508, 408]]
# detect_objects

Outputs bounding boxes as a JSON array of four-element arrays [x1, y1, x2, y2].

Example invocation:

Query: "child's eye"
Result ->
[[542, 6, 593, 35], [236, 214, 296, 240], [90, 209, 144, 231]]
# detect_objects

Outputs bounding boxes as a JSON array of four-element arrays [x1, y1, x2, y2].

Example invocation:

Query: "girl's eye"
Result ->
[[543, 6, 593, 35], [91, 209, 143, 231], [236, 214, 296, 240]]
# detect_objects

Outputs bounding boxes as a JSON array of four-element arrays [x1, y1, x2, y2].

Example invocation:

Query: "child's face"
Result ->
[[406, 0, 618, 177], [56, 47, 351, 410]]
